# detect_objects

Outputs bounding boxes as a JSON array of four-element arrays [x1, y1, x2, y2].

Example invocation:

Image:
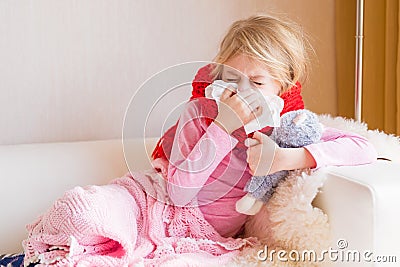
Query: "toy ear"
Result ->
[[293, 113, 308, 125], [236, 195, 263, 215]]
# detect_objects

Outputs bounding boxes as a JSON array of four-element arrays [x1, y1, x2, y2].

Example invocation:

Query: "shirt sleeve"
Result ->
[[166, 99, 238, 206], [304, 126, 378, 169]]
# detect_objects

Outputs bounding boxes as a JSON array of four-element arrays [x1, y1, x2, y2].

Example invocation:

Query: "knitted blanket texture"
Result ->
[[22, 170, 257, 267]]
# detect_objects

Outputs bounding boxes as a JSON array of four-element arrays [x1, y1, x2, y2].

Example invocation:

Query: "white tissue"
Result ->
[[205, 80, 284, 134]]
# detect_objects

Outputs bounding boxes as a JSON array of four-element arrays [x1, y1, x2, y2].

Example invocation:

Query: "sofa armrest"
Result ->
[[0, 138, 158, 254], [313, 160, 400, 265]]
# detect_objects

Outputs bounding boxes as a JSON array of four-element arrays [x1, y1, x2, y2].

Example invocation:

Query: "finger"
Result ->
[[235, 89, 254, 101], [248, 99, 260, 112], [246, 145, 260, 165], [247, 160, 257, 175], [240, 91, 262, 113], [246, 106, 263, 125], [253, 105, 263, 117], [261, 134, 279, 149], [246, 147, 251, 166], [246, 145, 257, 162], [220, 88, 233, 101], [226, 85, 237, 93], [247, 148, 261, 175], [252, 131, 264, 144], [242, 89, 259, 101], [247, 161, 255, 175], [245, 138, 260, 147], [225, 85, 237, 97], [243, 93, 260, 107], [232, 94, 260, 116]]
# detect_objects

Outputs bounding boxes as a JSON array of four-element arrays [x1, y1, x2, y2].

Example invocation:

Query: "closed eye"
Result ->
[[252, 81, 264, 86]]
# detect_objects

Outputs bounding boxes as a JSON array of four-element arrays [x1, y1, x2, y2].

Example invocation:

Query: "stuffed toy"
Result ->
[[236, 109, 323, 215]]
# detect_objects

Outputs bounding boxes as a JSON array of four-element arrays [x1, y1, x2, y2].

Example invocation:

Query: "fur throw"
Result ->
[[229, 115, 400, 267]]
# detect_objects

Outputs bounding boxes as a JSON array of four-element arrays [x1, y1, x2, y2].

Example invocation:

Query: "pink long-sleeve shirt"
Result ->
[[166, 99, 377, 237]]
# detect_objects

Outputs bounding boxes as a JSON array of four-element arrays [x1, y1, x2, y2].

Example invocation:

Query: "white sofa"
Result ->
[[1, 138, 399, 266]]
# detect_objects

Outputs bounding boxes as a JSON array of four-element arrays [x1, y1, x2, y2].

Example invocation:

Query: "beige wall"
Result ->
[[0, 0, 336, 145]]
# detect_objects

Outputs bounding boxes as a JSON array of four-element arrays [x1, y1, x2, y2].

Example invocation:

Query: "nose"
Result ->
[[237, 78, 252, 92]]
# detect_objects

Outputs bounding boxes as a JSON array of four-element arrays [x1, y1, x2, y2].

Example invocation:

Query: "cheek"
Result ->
[[260, 80, 281, 96], [271, 81, 282, 95], [259, 86, 280, 97]]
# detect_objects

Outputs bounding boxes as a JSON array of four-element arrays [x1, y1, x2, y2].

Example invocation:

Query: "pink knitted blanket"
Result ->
[[23, 170, 257, 266]]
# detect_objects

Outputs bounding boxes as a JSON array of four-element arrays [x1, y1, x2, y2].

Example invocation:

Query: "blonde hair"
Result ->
[[213, 14, 313, 93]]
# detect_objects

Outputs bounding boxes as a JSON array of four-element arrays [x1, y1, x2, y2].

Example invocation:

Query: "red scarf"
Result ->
[[151, 64, 304, 160]]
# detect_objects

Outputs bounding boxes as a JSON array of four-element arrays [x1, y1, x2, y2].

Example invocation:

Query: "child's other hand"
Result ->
[[246, 131, 318, 175], [214, 87, 262, 134], [245, 131, 282, 176]]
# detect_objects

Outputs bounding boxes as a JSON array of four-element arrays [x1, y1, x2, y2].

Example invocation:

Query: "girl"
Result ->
[[152, 14, 377, 236], [23, 14, 377, 266]]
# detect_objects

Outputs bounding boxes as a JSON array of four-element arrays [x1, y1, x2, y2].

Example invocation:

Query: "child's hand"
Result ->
[[214, 87, 262, 134], [245, 131, 282, 176], [246, 131, 318, 176]]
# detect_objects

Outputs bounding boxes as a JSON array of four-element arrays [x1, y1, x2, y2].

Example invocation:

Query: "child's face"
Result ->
[[221, 53, 281, 97]]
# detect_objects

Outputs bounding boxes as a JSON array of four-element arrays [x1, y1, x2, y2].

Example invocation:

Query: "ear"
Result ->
[[236, 194, 263, 215]]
